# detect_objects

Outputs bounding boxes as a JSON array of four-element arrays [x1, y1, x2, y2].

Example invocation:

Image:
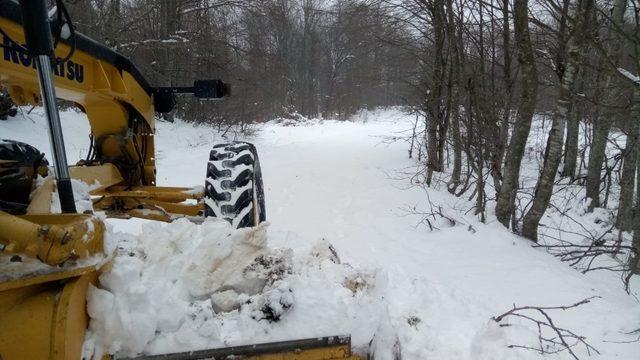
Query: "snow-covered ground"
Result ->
[[1, 107, 639, 359]]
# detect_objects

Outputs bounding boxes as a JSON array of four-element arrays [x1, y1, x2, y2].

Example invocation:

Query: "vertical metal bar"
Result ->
[[20, 0, 77, 213], [35, 55, 76, 213]]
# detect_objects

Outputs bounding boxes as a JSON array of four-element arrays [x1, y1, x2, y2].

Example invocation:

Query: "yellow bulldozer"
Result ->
[[0, 0, 359, 359]]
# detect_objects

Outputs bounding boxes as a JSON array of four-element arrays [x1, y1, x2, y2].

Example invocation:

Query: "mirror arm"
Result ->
[[153, 86, 196, 94]]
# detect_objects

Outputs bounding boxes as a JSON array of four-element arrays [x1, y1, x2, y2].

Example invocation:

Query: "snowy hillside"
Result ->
[[1, 107, 639, 359]]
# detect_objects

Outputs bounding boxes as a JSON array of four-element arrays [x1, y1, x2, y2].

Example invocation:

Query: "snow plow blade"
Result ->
[[123, 336, 361, 360]]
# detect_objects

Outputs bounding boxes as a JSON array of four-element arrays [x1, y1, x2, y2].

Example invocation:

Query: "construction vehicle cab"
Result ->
[[0, 0, 357, 359]]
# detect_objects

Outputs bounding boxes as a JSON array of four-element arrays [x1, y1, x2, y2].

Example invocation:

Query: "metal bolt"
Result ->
[[60, 232, 71, 245]]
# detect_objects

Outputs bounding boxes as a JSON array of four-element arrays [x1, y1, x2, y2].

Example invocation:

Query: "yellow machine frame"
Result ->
[[0, 3, 360, 359], [0, 14, 205, 223], [0, 9, 208, 359]]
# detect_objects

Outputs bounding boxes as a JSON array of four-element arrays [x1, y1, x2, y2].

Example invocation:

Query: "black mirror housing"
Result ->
[[194, 80, 230, 99], [152, 80, 230, 113]]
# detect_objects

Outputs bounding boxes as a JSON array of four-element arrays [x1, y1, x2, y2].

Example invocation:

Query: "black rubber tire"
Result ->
[[204, 141, 266, 228], [0, 139, 49, 214]]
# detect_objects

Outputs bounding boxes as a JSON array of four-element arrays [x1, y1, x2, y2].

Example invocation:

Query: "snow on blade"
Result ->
[[81, 220, 382, 359], [47, 177, 99, 214]]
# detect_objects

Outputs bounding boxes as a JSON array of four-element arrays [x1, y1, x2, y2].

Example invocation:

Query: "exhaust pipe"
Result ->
[[20, 0, 76, 213]]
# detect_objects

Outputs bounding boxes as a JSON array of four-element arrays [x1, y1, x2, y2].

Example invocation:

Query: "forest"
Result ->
[[2, 0, 640, 280]]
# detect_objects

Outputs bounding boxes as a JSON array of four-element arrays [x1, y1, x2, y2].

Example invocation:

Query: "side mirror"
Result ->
[[194, 80, 231, 99], [152, 80, 230, 113]]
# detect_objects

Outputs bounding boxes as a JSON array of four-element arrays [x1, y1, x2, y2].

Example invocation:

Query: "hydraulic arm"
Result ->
[[0, 0, 231, 221]]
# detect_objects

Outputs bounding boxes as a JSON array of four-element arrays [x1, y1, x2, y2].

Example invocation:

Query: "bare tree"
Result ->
[[585, 0, 627, 210], [522, 0, 594, 241], [495, 0, 538, 229], [561, 74, 583, 179], [613, 0, 635, 230]]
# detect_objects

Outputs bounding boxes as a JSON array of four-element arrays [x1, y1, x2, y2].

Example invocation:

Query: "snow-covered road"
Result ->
[[2, 108, 639, 359]]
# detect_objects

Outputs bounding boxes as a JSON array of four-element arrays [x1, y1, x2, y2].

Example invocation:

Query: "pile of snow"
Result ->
[[268, 111, 322, 127], [44, 177, 98, 214], [82, 219, 383, 358], [82, 217, 627, 360], [349, 106, 410, 123]]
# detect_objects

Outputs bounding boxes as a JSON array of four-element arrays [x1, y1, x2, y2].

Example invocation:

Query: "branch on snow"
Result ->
[[400, 187, 463, 231], [603, 328, 640, 344], [492, 297, 601, 360], [535, 223, 637, 292], [403, 204, 457, 231]]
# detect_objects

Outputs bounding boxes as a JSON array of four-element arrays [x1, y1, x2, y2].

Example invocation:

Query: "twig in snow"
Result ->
[[602, 328, 640, 344], [492, 297, 601, 360], [18, 106, 36, 124], [400, 187, 463, 231], [536, 220, 636, 292]]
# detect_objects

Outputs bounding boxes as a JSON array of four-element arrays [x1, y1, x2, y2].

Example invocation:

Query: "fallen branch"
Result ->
[[603, 328, 640, 344], [534, 231, 636, 292], [492, 297, 601, 359]]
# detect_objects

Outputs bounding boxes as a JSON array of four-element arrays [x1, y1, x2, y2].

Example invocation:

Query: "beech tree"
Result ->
[[522, 0, 594, 241], [495, 0, 538, 229]]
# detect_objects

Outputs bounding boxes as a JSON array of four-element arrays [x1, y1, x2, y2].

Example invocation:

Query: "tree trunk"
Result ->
[[449, 105, 462, 192], [489, 1, 513, 195], [631, 155, 640, 274], [617, 89, 640, 231], [629, 155, 640, 275], [105, 0, 121, 46], [159, 0, 180, 123], [447, 0, 462, 193], [586, 0, 627, 210], [613, 0, 635, 230], [521, 118, 566, 240], [426, 0, 447, 185], [426, 111, 439, 185], [495, 0, 538, 228], [585, 117, 610, 208], [561, 105, 581, 179], [522, 0, 593, 241], [561, 77, 582, 179]]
